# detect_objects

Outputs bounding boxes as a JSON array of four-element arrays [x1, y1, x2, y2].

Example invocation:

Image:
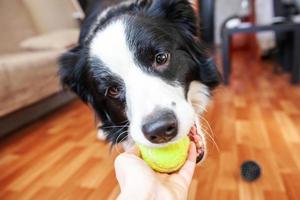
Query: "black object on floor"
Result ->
[[241, 160, 261, 182]]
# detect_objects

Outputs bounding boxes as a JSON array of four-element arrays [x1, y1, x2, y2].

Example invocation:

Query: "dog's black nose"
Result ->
[[142, 110, 178, 144]]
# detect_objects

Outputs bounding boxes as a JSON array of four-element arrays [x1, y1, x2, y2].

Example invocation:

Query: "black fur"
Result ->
[[59, 0, 220, 144]]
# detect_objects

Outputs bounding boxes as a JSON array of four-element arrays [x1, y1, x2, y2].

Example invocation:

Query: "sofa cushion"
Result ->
[[23, 0, 80, 34], [0, 0, 37, 54], [20, 29, 79, 50], [0, 50, 65, 116]]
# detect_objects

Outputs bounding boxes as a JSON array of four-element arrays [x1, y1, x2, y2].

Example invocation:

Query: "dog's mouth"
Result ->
[[188, 120, 206, 163]]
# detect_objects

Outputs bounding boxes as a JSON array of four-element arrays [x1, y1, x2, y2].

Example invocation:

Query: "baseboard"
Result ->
[[0, 91, 77, 137]]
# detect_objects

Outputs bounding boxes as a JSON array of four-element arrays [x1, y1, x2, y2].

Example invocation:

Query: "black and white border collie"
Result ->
[[59, 0, 219, 162]]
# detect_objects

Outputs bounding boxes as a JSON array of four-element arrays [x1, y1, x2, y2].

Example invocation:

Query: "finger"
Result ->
[[176, 143, 197, 185], [187, 142, 197, 163]]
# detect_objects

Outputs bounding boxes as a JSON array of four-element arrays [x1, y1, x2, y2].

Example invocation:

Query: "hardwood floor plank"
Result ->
[[7, 142, 75, 191], [263, 190, 289, 200], [282, 173, 300, 200], [45, 146, 98, 187], [217, 190, 239, 200], [273, 111, 300, 143]]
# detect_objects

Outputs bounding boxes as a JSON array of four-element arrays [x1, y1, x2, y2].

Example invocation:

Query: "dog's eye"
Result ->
[[154, 53, 170, 68], [106, 87, 120, 98]]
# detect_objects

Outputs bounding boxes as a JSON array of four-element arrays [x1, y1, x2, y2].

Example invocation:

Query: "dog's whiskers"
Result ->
[[118, 134, 129, 144], [200, 125, 219, 152], [199, 115, 215, 137], [118, 119, 130, 124], [113, 131, 128, 154], [102, 124, 129, 129], [192, 101, 208, 112], [106, 121, 130, 153], [196, 115, 219, 152], [101, 121, 129, 129], [114, 130, 129, 143]]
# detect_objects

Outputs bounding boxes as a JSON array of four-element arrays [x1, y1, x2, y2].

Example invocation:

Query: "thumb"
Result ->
[[114, 151, 154, 188]]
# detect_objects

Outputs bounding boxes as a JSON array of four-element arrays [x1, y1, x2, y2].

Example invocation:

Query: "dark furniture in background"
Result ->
[[274, 0, 299, 18], [198, 0, 215, 46], [221, 22, 300, 85], [274, 0, 300, 72]]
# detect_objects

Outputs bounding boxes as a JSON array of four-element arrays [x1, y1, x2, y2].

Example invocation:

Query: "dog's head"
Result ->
[[59, 0, 219, 158]]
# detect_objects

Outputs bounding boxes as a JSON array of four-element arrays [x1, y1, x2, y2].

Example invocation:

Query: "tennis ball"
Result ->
[[138, 136, 190, 173]]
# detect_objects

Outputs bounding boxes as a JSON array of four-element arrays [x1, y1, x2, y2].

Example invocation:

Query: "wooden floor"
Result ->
[[1, 51, 300, 200]]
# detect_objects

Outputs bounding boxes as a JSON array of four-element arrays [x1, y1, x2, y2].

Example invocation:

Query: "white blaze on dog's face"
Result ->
[[90, 20, 197, 146]]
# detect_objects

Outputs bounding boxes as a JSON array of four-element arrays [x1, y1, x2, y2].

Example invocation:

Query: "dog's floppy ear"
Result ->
[[59, 46, 92, 103], [198, 58, 221, 89], [186, 37, 221, 89], [147, 0, 197, 36]]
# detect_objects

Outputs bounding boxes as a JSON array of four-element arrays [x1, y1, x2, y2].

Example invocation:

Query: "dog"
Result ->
[[59, 0, 219, 162]]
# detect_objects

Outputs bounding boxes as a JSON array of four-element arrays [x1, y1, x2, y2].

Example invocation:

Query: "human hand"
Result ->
[[114, 142, 197, 200]]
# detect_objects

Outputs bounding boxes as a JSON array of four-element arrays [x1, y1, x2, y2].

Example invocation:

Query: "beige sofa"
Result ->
[[0, 0, 81, 135]]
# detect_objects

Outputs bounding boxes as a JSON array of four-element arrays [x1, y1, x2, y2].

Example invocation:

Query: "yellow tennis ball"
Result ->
[[138, 136, 190, 173]]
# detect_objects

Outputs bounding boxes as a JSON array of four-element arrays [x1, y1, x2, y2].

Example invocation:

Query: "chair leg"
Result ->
[[291, 28, 300, 84], [222, 33, 231, 85]]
